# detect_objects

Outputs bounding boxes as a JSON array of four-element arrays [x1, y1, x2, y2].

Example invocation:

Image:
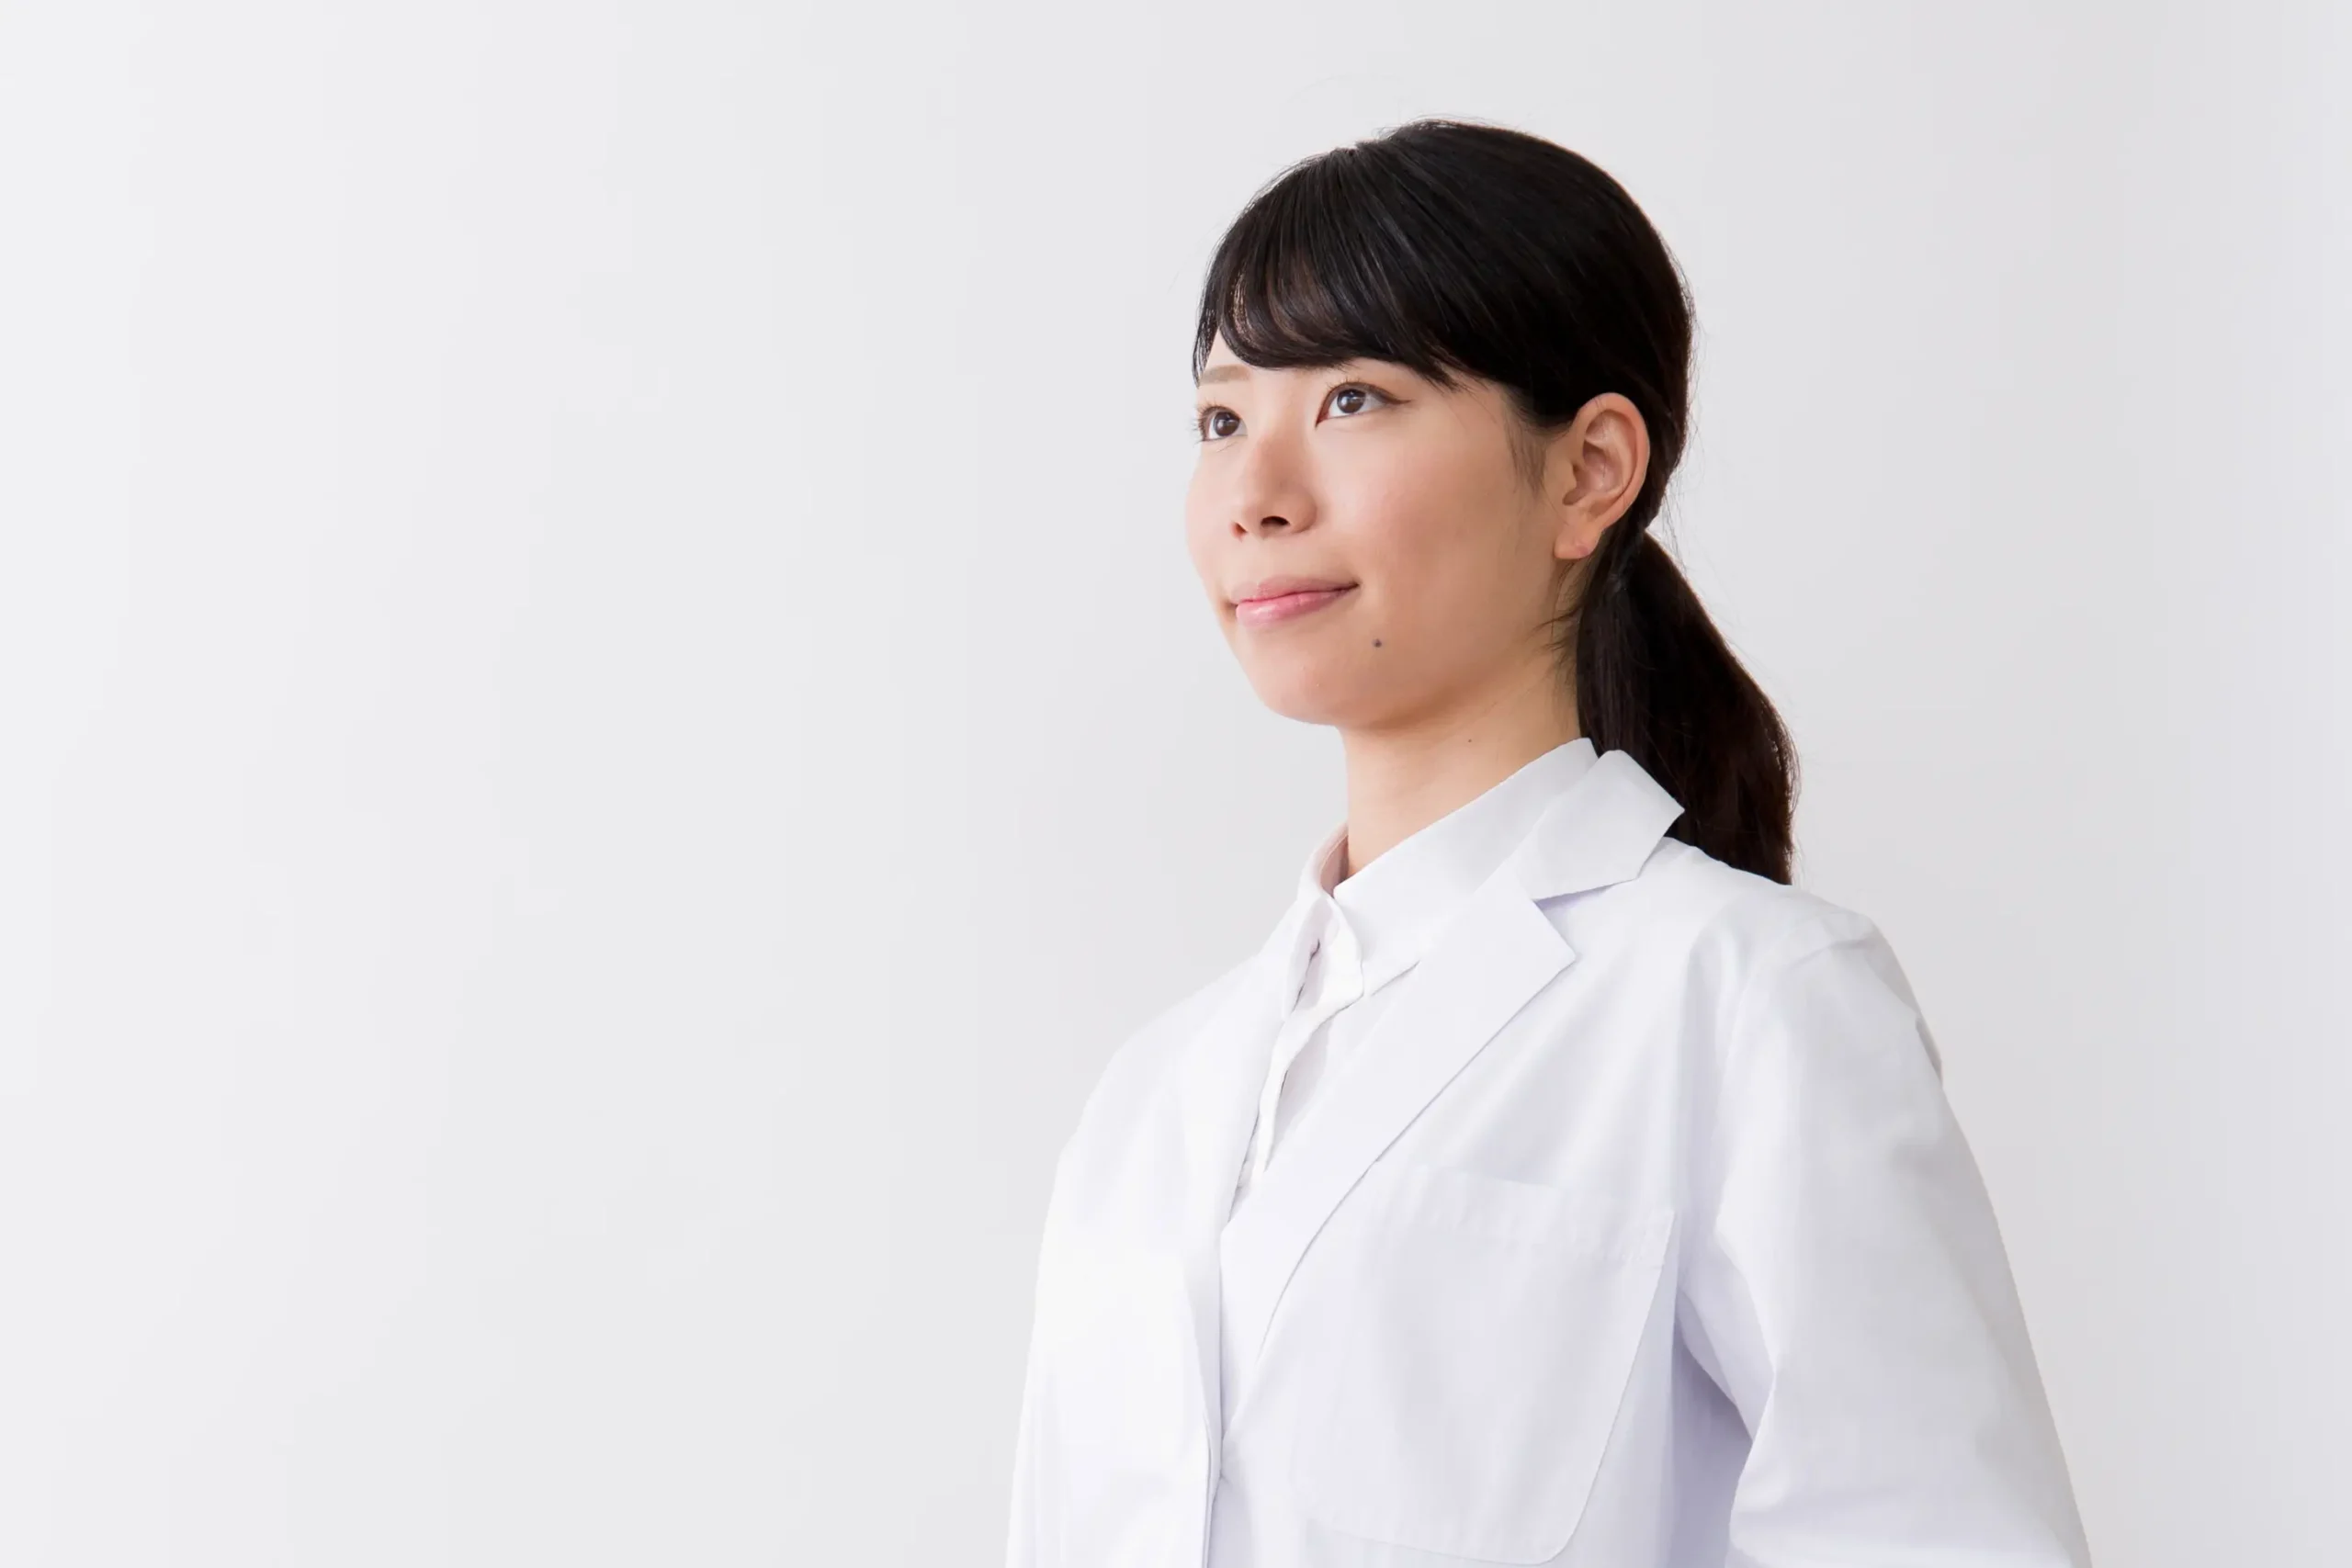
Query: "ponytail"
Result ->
[[1569, 529, 1797, 884]]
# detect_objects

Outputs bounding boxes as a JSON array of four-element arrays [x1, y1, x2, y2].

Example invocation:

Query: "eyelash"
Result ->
[[1193, 381, 1393, 443]]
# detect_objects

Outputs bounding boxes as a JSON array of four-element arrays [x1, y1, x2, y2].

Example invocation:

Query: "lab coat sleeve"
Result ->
[[1003, 1278, 1051, 1568], [1004, 1137, 1070, 1568], [1675, 908, 2093, 1565]]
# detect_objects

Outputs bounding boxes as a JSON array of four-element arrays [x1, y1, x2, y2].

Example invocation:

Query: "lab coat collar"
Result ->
[[1170, 743, 1688, 1456], [1279, 738, 1602, 1005]]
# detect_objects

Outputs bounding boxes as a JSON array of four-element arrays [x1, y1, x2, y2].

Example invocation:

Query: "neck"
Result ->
[[1334, 665, 1580, 878]]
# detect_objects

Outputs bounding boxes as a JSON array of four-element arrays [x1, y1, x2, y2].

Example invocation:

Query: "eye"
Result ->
[[1322, 382, 1390, 420], [1196, 406, 1242, 442]]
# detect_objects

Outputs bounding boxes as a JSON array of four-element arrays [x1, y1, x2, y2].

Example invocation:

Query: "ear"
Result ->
[[1542, 392, 1652, 563]]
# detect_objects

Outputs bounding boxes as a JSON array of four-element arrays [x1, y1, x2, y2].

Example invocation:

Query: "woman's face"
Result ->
[[1184, 333, 1583, 732]]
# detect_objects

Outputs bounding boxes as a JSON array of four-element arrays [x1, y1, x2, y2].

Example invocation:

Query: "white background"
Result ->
[[3, 2, 2346, 1562]]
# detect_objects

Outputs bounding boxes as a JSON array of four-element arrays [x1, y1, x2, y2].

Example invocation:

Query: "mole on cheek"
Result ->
[[1372, 638, 1384, 648]]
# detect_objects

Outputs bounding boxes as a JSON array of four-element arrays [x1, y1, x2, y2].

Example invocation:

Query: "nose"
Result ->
[[1227, 427, 1317, 538]]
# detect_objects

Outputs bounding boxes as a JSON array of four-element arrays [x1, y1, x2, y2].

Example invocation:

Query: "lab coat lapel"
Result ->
[[1213, 748, 1687, 1412], [1168, 900, 1297, 1449]]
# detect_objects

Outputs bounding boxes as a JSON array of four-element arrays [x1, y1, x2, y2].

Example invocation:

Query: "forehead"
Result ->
[[1194, 344, 1401, 389], [1196, 335, 1264, 383]]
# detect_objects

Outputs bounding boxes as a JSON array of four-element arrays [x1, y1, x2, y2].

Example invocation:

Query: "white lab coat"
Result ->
[[1005, 745, 2091, 1567]]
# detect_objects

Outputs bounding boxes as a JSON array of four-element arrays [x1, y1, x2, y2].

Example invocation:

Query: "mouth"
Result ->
[[1234, 583, 1357, 627]]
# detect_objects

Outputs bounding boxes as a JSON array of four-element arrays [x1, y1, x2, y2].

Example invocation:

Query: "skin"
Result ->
[[1185, 332, 1652, 878]]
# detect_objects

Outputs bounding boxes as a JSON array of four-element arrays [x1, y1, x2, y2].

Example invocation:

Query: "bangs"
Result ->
[[1190, 146, 1482, 389]]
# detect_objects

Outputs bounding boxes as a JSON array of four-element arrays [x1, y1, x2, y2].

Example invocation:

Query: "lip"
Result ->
[[1232, 577, 1357, 627]]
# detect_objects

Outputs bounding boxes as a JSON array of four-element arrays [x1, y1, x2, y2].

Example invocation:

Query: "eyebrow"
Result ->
[[1195, 365, 1250, 386]]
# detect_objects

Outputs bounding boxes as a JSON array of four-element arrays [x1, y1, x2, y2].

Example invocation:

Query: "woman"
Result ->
[[1005, 119, 2091, 1568]]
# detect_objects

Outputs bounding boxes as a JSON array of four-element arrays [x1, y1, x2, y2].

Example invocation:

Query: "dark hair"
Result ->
[[1193, 118, 1799, 884]]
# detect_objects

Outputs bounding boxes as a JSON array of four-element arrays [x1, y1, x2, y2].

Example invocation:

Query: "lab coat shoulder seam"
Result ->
[[1713, 895, 1889, 1045]]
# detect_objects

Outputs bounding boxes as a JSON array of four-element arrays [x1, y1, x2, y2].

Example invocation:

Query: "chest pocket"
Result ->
[[1286, 1161, 1674, 1563]]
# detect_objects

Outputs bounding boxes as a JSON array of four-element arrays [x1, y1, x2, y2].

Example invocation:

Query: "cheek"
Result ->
[[1181, 477, 1224, 590], [1338, 448, 1516, 619]]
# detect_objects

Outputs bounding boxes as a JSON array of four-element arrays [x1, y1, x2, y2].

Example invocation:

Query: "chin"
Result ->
[[1242, 661, 1369, 728]]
